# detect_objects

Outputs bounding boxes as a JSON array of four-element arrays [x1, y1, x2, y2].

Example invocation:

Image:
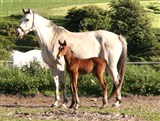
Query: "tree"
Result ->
[[109, 0, 158, 61], [65, 5, 110, 32]]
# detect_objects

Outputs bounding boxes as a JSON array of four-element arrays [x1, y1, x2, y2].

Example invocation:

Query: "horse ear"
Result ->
[[64, 40, 67, 45], [28, 8, 32, 14], [58, 40, 67, 46], [22, 8, 26, 14], [58, 40, 63, 45]]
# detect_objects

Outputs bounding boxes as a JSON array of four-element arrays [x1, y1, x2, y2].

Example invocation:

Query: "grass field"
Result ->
[[0, 0, 159, 28]]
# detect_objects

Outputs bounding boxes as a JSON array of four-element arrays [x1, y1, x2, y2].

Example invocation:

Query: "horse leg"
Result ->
[[58, 70, 68, 107], [49, 67, 60, 107], [49, 67, 68, 108], [108, 66, 122, 107], [95, 70, 108, 108]]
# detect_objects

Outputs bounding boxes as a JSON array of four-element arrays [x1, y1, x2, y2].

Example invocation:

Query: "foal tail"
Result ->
[[108, 35, 127, 100]]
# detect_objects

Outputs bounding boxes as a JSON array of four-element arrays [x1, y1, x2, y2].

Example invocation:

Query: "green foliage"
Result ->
[[65, 5, 110, 32], [0, 61, 52, 95], [0, 63, 160, 96], [0, 49, 10, 60], [109, 0, 159, 61], [78, 74, 104, 96], [0, 15, 39, 52], [124, 65, 160, 95]]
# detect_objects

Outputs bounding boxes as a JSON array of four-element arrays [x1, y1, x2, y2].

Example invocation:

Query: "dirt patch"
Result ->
[[0, 94, 160, 121]]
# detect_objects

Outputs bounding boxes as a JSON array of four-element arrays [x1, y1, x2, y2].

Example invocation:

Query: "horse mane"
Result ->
[[40, 16, 67, 35], [54, 24, 67, 34]]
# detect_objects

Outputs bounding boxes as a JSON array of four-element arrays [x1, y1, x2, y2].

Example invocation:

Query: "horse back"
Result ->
[[69, 57, 106, 75]]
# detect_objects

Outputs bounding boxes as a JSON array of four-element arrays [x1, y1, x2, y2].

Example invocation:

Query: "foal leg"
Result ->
[[72, 72, 79, 109], [95, 70, 108, 108]]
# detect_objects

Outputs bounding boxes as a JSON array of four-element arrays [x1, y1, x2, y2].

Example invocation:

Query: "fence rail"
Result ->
[[126, 62, 160, 65], [0, 61, 160, 65]]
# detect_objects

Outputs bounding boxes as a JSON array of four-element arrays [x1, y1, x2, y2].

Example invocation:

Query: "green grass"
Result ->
[[0, 0, 111, 17], [140, 1, 160, 28], [0, 0, 159, 28]]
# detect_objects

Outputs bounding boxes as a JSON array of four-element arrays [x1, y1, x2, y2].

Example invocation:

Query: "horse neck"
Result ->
[[33, 14, 55, 49], [64, 48, 76, 65]]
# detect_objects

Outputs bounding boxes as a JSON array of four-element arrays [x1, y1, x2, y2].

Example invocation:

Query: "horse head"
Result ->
[[16, 8, 35, 39], [57, 40, 68, 59]]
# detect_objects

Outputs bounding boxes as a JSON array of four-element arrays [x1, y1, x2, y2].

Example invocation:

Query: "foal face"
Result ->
[[57, 45, 68, 59]]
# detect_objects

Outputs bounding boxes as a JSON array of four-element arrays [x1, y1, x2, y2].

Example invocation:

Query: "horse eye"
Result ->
[[59, 46, 62, 50], [25, 19, 29, 21]]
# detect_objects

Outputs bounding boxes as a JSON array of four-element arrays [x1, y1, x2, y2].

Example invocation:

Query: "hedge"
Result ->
[[0, 62, 159, 96]]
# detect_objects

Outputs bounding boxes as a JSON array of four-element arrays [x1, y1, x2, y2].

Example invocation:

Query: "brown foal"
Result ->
[[57, 40, 107, 109]]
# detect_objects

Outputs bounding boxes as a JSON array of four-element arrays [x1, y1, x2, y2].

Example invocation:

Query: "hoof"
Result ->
[[69, 102, 76, 109], [69, 105, 74, 109], [60, 103, 67, 108], [101, 104, 107, 109], [50, 103, 58, 108], [74, 104, 79, 110], [112, 103, 120, 108], [50, 101, 59, 108]]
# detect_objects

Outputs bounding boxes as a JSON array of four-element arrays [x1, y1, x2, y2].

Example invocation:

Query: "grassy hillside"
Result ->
[[0, 0, 110, 17], [0, 0, 159, 29]]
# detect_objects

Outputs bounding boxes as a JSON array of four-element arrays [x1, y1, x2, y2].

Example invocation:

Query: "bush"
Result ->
[[0, 49, 10, 60], [65, 5, 110, 32], [0, 15, 39, 52], [74, 65, 160, 96], [0, 61, 52, 95], [50, 64, 160, 96], [0, 62, 160, 96], [124, 65, 160, 95]]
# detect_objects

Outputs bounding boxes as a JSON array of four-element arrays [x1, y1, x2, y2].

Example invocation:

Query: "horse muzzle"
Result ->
[[16, 31, 20, 37], [16, 27, 24, 39], [57, 55, 60, 59]]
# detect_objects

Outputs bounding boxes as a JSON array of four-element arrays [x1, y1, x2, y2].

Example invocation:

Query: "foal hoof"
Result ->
[[69, 105, 74, 109], [101, 104, 108, 109], [112, 103, 120, 108]]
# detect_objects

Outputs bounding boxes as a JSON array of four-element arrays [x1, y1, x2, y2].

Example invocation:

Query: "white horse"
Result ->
[[16, 8, 127, 108], [8, 49, 48, 69]]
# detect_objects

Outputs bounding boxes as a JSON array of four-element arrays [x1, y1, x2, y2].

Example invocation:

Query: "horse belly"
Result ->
[[78, 61, 93, 75]]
